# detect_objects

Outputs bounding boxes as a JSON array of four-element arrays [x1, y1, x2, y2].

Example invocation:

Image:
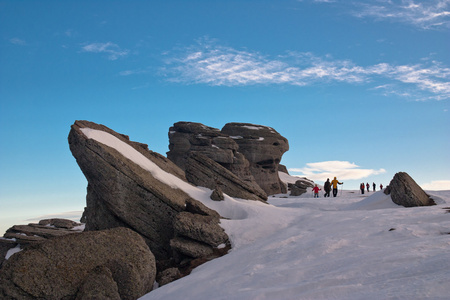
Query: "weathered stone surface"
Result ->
[[75, 266, 121, 300], [168, 122, 267, 200], [168, 122, 237, 170], [170, 236, 214, 258], [221, 123, 289, 195], [156, 267, 182, 287], [185, 198, 220, 219], [387, 172, 435, 207], [68, 120, 195, 261], [186, 152, 267, 201], [173, 212, 229, 247], [0, 227, 156, 300], [69, 120, 231, 280]]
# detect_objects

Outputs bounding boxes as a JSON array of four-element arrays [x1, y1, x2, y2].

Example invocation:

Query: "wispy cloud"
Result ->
[[350, 0, 450, 30], [162, 40, 450, 100], [81, 42, 129, 60], [10, 38, 27, 46], [289, 161, 386, 182]]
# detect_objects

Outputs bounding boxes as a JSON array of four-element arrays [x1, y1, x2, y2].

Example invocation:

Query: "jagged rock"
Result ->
[[210, 186, 225, 201], [221, 123, 289, 195], [156, 267, 182, 287], [386, 172, 435, 207], [168, 122, 267, 200], [69, 120, 195, 261], [186, 152, 267, 201], [173, 212, 229, 248], [0, 227, 156, 300]]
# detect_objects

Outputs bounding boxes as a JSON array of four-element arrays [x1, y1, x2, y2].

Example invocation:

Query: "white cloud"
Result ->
[[421, 180, 450, 190], [351, 0, 450, 30], [162, 40, 450, 100], [81, 42, 129, 60], [10, 38, 26, 46], [289, 161, 386, 182]]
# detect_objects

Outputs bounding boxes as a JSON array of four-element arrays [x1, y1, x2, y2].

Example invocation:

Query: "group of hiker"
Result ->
[[312, 177, 343, 198], [359, 182, 383, 194], [312, 178, 384, 197]]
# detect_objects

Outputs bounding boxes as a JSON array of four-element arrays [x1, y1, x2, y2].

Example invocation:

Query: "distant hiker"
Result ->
[[373, 182, 376, 191], [323, 178, 331, 197], [360, 183, 365, 194], [366, 183, 370, 192], [380, 183, 383, 190], [313, 184, 321, 198], [331, 177, 343, 197]]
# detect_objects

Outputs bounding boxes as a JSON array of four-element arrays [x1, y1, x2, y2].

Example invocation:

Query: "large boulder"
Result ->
[[0, 227, 156, 300], [221, 123, 289, 195], [167, 122, 266, 200], [68, 120, 230, 279], [386, 172, 435, 207], [68, 120, 193, 261]]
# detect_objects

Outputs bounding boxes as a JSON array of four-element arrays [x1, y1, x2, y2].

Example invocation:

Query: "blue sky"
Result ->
[[1, 0, 449, 233]]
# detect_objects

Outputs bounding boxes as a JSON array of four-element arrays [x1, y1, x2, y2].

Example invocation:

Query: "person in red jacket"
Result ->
[[312, 184, 321, 198]]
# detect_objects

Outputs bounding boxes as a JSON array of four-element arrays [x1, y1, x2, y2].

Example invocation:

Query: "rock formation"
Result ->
[[168, 121, 289, 197], [68, 120, 230, 283], [167, 122, 267, 200], [0, 227, 156, 300], [385, 172, 435, 207], [221, 123, 289, 195], [288, 179, 315, 196]]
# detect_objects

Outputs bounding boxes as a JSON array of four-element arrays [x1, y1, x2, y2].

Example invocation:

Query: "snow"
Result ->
[[79, 127, 450, 299], [6, 127, 447, 300]]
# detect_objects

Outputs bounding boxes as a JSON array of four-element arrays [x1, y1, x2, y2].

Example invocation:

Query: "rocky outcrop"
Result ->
[[168, 121, 289, 196], [0, 227, 156, 300], [68, 120, 230, 284], [221, 123, 289, 195], [386, 172, 435, 207], [168, 122, 267, 200], [69, 120, 194, 261]]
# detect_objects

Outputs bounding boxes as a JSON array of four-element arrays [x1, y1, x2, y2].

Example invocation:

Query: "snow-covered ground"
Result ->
[[79, 128, 450, 300], [140, 188, 450, 300], [5, 127, 448, 300]]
